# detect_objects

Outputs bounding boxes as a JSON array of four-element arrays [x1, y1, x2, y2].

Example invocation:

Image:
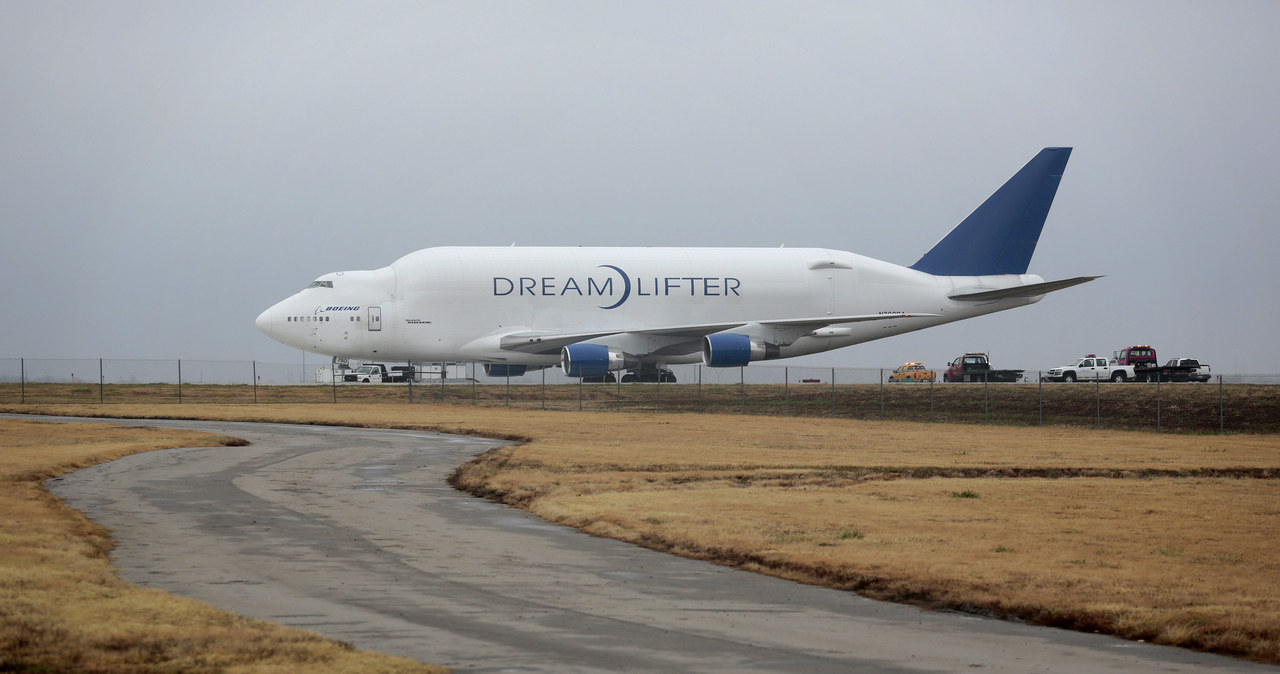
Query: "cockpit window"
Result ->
[[307, 280, 334, 289]]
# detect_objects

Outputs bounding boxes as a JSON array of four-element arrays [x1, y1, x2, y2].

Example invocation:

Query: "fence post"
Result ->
[[578, 377, 583, 411], [879, 368, 885, 421], [99, 358, 104, 404], [542, 368, 546, 410], [1219, 375, 1225, 434], [332, 366, 338, 403], [930, 377, 934, 423], [1095, 378, 1101, 429], [1038, 371, 1043, 426], [440, 363, 446, 403], [506, 373, 511, 407], [984, 375, 989, 424], [739, 367, 745, 414], [472, 363, 477, 404], [784, 367, 789, 416], [1156, 376, 1161, 432], [697, 365, 702, 413], [20, 358, 24, 404], [178, 359, 182, 404], [253, 361, 258, 404], [657, 369, 662, 414], [831, 368, 836, 417], [617, 370, 622, 412]]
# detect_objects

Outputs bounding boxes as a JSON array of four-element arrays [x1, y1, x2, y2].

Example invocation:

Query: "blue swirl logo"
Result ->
[[596, 264, 631, 310]]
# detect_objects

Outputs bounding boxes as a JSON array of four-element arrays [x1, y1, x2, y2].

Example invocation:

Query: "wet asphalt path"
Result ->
[[29, 415, 1268, 673]]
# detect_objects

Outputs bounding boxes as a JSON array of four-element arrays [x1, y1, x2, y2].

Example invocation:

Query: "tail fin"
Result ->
[[910, 147, 1072, 276]]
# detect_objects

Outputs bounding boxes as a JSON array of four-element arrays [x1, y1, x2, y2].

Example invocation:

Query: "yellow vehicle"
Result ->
[[888, 362, 936, 382]]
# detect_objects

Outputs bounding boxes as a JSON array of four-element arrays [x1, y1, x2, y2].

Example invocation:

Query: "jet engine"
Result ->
[[561, 344, 631, 378], [701, 334, 781, 368]]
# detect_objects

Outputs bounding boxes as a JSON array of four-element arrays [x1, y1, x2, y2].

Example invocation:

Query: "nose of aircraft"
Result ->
[[255, 307, 273, 336]]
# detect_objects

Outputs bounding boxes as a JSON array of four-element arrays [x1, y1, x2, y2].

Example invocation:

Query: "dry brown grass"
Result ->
[[7, 379, 1280, 433], [446, 418, 1280, 663], [0, 418, 446, 674], [6, 402, 1280, 664]]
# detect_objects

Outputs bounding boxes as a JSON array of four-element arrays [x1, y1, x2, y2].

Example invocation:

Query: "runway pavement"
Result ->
[[33, 415, 1269, 673]]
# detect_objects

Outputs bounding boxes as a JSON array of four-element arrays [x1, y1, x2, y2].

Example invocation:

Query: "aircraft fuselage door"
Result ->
[[368, 306, 382, 331]]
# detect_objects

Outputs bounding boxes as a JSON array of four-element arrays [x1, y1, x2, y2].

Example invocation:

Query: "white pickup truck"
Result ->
[[344, 364, 389, 383], [1043, 355, 1134, 382], [1165, 358, 1212, 382]]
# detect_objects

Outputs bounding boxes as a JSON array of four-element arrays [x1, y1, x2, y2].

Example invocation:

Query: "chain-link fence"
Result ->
[[2, 358, 1278, 433]]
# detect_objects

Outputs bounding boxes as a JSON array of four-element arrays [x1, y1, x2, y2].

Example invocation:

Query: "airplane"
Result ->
[[256, 147, 1098, 382]]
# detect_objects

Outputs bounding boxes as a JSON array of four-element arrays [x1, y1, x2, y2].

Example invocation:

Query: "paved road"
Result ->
[[35, 416, 1268, 673]]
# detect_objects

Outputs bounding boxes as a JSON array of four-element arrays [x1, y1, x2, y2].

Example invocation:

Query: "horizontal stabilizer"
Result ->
[[948, 275, 1101, 301]]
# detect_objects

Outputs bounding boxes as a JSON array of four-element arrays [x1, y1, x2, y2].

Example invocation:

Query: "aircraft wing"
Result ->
[[757, 312, 938, 329], [498, 312, 937, 356], [947, 276, 1101, 301], [500, 330, 638, 354]]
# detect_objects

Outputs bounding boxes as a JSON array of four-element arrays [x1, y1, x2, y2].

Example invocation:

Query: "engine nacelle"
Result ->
[[483, 363, 527, 377], [701, 333, 781, 368], [561, 344, 629, 378]]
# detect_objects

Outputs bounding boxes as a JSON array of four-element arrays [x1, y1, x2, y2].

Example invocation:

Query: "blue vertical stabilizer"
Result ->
[[909, 147, 1071, 276]]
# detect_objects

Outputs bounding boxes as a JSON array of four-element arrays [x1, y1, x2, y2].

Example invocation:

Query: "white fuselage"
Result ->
[[255, 246, 1043, 368]]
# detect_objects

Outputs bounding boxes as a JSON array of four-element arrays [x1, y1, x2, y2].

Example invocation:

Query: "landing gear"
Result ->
[[620, 366, 676, 383]]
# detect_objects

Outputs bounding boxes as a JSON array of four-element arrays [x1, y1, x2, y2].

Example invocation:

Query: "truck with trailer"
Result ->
[[942, 352, 1024, 382], [1111, 345, 1197, 382], [1043, 346, 1197, 383], [385, 365, 417, 383]]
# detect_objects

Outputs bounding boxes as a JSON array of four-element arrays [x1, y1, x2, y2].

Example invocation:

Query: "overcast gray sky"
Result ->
[[3, 1, 1278, 375]]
